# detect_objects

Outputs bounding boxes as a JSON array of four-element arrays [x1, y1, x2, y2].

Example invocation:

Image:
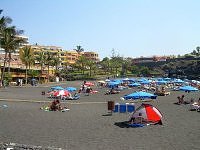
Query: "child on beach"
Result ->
[[129, 113, 145, 124]]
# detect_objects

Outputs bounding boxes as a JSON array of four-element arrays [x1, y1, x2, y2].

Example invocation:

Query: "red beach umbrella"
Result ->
[[53, 90, 70, 97], [84, 82, 95, 86]]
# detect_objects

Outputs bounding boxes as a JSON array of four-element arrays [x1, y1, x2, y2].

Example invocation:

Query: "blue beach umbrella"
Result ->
[[128, 78, 136, 83], [164, 77, 171, 81], [122, 78, 129, 82], [107, 82, 120, 88], [65, 87, 77, 92], [179, 86, 198, 92], [140, 80, 151, 84], [111, 79, 122, 84], [123, 91, 157, 100], [156, 80, 167, 85], [128, 82, 141, 87], [157, 78, 164, 81], [137, 78, 148, 82], [50, 86, 64, 91], [173, 79, 184, 84]]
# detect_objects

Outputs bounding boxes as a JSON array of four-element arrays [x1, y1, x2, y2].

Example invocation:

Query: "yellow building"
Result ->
[[82, 52, 100, 62], [59, 50, 100, 65], [60, 50, 79, 65], [31, 45, 63, 77], [0, 43, 100, 83], [31, 44, 100, 65]]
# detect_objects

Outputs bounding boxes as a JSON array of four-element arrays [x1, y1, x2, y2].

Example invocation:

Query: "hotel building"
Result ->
[[0, 40, 100, 83]]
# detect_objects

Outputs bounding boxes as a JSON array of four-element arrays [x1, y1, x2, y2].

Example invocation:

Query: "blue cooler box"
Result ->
[[114, 103, 135, 113], [119, 104, 127, 113], [127, 104, 135, 112], [114, 103, 119, 112]]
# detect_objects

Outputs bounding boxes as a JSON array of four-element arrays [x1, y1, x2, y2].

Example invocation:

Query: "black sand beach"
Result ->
[[0, 81, 199, 150]]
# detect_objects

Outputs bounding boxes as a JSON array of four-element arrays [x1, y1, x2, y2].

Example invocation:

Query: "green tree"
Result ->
[[0, 10, 12, 36], [191, 50, 197, 56], [86, 60, 96, 76], [0, 26, 25, 83], [36, 51, 46, 83], [76, 56, 87, 75], [121, 57, 132, 76], [3, 72, 12, 86], [52, 54, 61, 75], [45, 51, 53, 82], [19, 46, 34, 84], [131, 65, 140, 75], [190, 46, 200, 57], [7, 29, 25, 74], [70, 63, 79, 72], [110, 56, 123, 76], [196, 46, 200, 56], [109, 49, 123, 76], [100, 57, 110, 75], [27, 69, 39, 78], [140, 66, 150, 76], [74, 45, 84, 53]]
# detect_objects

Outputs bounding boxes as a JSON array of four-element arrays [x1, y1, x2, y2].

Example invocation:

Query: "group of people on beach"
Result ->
[[78, 81, 94, 96], [176, 95, 188, 104], [175, 94, 200, 111]]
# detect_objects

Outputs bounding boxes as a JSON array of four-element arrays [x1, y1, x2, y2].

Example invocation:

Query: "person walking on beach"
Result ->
[[19, 79, 23, 86]]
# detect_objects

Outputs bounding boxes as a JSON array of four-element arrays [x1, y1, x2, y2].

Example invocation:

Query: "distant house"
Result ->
[[133, 56, 167, 65]]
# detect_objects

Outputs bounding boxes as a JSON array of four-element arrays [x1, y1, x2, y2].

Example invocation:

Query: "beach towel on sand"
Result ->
[[40, 106, 70, 112]]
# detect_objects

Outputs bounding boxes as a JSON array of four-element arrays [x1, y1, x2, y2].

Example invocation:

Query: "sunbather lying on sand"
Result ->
[[190, 98, 200, 111]]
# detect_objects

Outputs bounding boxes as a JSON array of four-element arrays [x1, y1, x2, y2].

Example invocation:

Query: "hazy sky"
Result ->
[[1, 0, 200, 59]]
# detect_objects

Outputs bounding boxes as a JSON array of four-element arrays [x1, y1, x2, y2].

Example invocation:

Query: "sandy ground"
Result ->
[[0, 81, 200, 150]]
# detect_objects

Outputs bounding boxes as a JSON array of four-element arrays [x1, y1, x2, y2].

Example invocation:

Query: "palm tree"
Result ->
[[45, 51, 53, 82], [0, 11, 12, 85], [52, 54, 61, 75], [76, 56, 87, 75], [86, 60, 96, 76], [0, 26, 25, 84], [70, 63, 79, 72], [74, 45, 84, 53], [19, 46, 34, 84], [7, 28, 25, 73], [36, 51, 46, 83], [0, 10, 12, 36]]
